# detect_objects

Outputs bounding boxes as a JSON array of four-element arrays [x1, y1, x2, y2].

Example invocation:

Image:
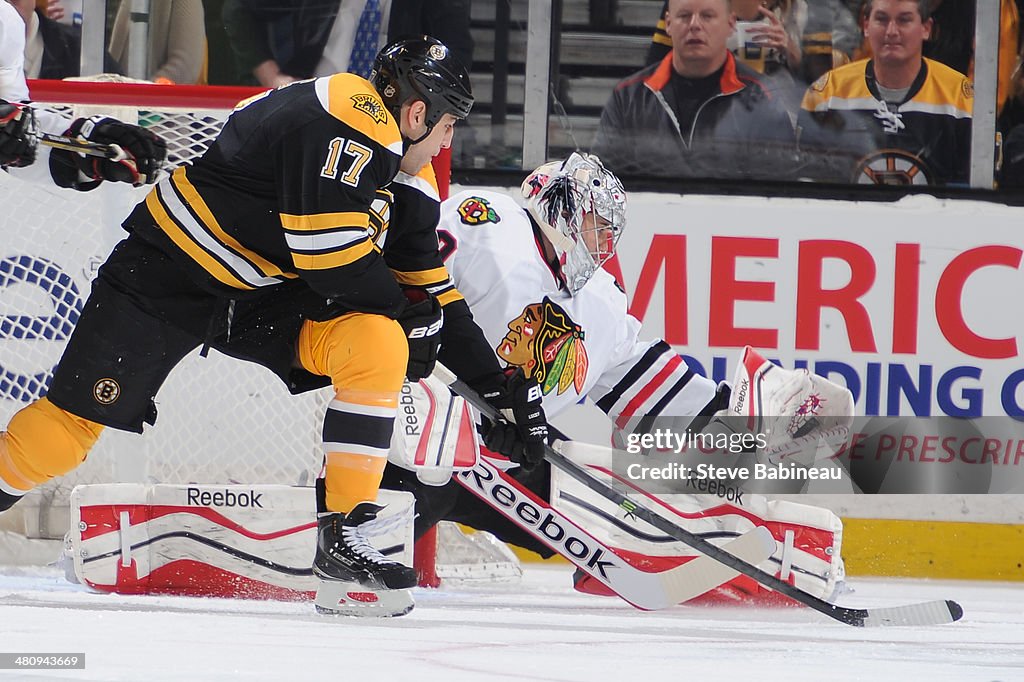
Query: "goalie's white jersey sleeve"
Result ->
[[439, 189, 716, 424], [0, 2, 29, 103]]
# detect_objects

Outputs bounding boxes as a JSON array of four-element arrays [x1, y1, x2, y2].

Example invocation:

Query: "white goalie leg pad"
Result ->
[[552, 440, 845, 602], [727, 346, 855, 464], [389, 375, 480, 486], [70, 484, 415, 600]]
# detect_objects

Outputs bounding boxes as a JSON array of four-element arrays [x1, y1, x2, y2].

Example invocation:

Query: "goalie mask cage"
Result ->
[[0, 80, 516, 586]]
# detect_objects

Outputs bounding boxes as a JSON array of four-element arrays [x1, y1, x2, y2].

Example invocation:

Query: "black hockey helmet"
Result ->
[[371, 36, 474, 141]]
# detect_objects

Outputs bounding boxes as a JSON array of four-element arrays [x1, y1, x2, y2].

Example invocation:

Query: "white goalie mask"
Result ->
[[521, 152, 626, 295]]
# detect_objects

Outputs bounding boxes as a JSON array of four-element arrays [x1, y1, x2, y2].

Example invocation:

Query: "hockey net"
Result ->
[[0, 79, 520, 584]]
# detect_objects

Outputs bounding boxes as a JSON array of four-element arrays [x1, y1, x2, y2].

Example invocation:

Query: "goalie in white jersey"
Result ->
[[383, 152, 856, 604]]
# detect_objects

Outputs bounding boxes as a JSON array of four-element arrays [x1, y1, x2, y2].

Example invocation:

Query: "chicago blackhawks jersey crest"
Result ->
[[438, 190, 716, 423], [497, 296, 589, 397], [456, 196, 501, 225]]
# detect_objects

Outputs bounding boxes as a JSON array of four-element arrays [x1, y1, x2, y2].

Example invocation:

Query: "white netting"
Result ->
[[0, 92, 328, 546], [433, 522, 523, 584]]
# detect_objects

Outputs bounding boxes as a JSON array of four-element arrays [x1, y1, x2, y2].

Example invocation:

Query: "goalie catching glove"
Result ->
[[49, 116, 167, 190], [725, 346, 854, 464], [397, 288, 443, 381], [474, 368, 549, 470], [0, 100, 38, 168]]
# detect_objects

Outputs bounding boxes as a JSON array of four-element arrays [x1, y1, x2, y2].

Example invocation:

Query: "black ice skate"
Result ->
[[313, 502, 416, 617]]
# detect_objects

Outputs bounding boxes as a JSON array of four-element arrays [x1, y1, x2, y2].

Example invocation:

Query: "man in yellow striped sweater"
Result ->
[[797, 0, 973, 185]]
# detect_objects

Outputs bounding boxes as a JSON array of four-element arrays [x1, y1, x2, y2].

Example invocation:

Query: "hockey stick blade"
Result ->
[[652, 526, 776, 603], [434, 364, 964, 627]]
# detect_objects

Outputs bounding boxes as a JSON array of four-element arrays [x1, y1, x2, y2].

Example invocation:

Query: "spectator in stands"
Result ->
[[800, 0, 862, 83], [922, 0, 1018, 115], [648, 0, 866, 86], [594, 0, 797, 180], [997, 16, 1024, 188], [223, 0, 473, 88], [797, 0, 972, 185], [844, 0, 1019, 113], [201, 0, 239, 86], [648, 0, 807, 79], [6, 0, 120, 79], [107, 0, 206, 84]]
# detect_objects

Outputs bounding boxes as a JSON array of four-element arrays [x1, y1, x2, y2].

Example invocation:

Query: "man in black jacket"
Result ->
[[593, 0, 797, 180]]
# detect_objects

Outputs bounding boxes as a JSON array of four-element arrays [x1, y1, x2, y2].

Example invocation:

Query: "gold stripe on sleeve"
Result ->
[[292, 238, 376, 271], [172, 168, 297, 280], [280, 212, 370, 232]]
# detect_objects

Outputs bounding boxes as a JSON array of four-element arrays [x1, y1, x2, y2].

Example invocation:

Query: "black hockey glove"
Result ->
[[397, 288, 443, 382], [475, 369, 549, 471], [50, 116, 167, 190], [0, 101, 38, 168]]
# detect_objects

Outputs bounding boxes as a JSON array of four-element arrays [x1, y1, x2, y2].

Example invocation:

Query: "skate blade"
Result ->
[[314, 580, 414, 618]]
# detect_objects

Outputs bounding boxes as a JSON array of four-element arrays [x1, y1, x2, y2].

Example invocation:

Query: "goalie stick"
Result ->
[[435, 364, 964, 628], [454, 455, 776, 610]]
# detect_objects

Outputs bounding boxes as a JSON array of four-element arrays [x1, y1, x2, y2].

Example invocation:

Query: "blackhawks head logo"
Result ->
[[457, 196, 501, 225], [497, 297, 588, 396]]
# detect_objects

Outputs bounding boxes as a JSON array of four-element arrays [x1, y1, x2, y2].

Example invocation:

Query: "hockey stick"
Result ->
[[435, 364, 964, 627], [38, 132, 175, 183], [453, 455, 775, 610], [38, 132, 128, 160]]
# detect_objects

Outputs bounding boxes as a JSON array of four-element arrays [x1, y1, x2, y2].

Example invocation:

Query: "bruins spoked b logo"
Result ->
[[853, 149, 934, 186], [93, 378, 121, 405]]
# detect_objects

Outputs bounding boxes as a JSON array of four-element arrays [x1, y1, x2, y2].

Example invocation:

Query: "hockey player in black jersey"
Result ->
[[0, 37, 547, 617]]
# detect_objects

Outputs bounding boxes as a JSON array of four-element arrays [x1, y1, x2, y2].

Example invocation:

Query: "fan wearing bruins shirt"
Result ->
[[797, 0, 972, 185], [0, 37, 547, 618]]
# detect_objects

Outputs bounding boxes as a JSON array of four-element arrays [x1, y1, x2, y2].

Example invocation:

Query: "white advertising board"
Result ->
[[606, 192, 1024, 418]]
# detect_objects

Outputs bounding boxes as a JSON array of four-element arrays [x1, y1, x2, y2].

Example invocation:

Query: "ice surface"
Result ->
[[0, 564, 1021, 681]]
